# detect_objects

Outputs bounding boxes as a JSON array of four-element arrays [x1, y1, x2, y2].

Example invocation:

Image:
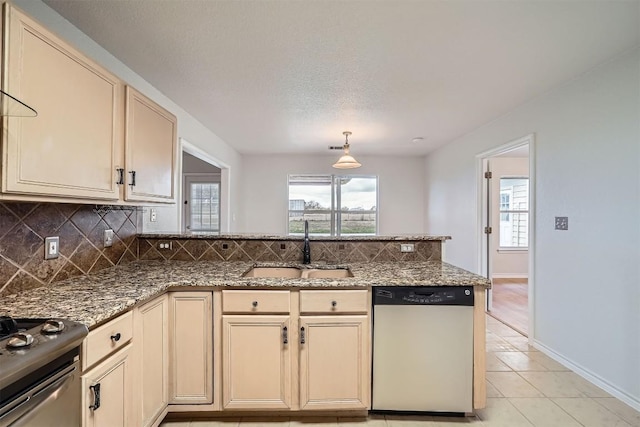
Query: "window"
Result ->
[[499, 177, 528, 248], [187, 181, 220, 232], [288, 175, 378, 236]]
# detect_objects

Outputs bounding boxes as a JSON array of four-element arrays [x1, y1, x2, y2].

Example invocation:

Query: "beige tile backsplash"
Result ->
[[0, 202, 138, 297]]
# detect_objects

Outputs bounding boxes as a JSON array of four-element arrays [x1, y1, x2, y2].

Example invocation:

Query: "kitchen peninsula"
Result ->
[[0, 234, 491, 426]]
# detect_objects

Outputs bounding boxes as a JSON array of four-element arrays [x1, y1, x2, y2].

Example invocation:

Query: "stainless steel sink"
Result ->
[[242, 266, 353, 279]]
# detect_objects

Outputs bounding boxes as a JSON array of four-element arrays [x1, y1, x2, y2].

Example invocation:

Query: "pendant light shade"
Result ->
[[332, 131, 361, 169]]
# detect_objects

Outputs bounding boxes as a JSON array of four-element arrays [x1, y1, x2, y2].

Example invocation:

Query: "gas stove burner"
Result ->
[[41, 319, 65, 334], [0, 316, 18, 339], [6, 332, 34, 349]]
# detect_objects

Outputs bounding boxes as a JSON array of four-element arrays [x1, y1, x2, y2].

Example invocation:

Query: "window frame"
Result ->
[[287, 174, 379, 237], [498, 176, 529, 251], [184, 174, 221, 233]]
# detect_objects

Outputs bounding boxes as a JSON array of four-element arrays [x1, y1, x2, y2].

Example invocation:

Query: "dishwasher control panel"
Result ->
[[373, 286, 474, 306]]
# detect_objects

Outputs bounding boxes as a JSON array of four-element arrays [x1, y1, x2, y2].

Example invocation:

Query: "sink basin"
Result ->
[[242, 266, 353, 279], [301, 269, 353, 279], [242, 267, 302, 278]]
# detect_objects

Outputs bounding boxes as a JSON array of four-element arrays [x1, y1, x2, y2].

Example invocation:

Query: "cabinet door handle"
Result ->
[[116, 168, 124, 185], [282, 326, 288, 344], [89, 383, 101, 411], [110, 333, 121, 342], [300, 326, 305, 344], [129, 170, 136, 187]]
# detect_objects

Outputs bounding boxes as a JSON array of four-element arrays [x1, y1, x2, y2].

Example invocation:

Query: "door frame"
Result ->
[[180, 138, 231, 233], [476, 133, 536, 339], [183, 174, 221, 233]]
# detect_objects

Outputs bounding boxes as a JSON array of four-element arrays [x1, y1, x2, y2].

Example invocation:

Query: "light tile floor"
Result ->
[[161, 316, 640, 427]]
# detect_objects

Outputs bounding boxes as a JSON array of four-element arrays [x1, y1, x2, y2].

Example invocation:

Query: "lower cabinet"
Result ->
[[81, 345, 133, 427], [169, 292, 213, 404], [299, 316, 369, 410], [222, 315, 292, 409], [136, 295, 169, 427]]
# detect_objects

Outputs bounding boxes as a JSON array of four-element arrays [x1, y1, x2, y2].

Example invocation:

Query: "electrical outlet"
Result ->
[[555, 216, 568, 230], [400, 243, 415, 253], [104, 229, 114, 247], [158, 242, 172, 250], [150, 208, 157, 222], [44, 236, 59, 259]]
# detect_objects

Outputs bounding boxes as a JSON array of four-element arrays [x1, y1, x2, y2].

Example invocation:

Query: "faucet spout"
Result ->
[[302, 220, 311, 264]]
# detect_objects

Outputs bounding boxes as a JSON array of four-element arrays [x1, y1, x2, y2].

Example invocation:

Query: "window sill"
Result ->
[[498, 247, 528, 253]]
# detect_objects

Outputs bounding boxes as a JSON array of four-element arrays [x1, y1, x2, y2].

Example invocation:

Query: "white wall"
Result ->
[[241, 154, 425, 235], [424, 49, 640, 407], [491, 157, 529, 278], [15, 0, 244, 233]]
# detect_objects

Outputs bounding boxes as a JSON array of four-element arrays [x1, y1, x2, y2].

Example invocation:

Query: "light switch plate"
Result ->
[[555, 216, 568, 230], [44, 236, 59, 259], [104, 229, 114, 247]]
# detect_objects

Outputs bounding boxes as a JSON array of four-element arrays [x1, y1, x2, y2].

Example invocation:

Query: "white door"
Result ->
[[183, 176, 220, 233]]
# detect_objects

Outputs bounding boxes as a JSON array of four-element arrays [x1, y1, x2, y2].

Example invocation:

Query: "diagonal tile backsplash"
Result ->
[[138, 237, 442, 264], [0, 202, 138, 297]]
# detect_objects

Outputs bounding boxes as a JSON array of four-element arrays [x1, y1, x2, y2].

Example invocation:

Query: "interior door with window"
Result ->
[[184, 176, 220, 233]]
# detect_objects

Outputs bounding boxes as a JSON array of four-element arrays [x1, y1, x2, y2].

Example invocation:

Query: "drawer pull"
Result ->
[[110, 333, 121, 342], [282, 326, 288, 344], [252, 301, 258, 308], [89, 383, 101, 411], [331, 300, 337, 307], [300, 326, 306, 344]]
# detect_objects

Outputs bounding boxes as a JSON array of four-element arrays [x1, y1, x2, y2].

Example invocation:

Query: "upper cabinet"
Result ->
[[1, 4, 177, 204], [2, 4, 123, 200], [124, 86, 177, 203]]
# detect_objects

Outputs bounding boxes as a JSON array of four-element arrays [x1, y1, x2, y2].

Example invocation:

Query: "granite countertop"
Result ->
[[0, 260, 489, 329], [138, 233, 451, 241]]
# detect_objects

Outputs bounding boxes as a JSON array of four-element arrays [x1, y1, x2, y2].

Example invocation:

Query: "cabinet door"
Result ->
[[137, 295, 169, 426], [124, 86, 177, 203], [169, 292, 213, 404], [82, 345, 133, 427], [222, 315, 291, 410], [299, 316, 369, 410], [3, 4, 123, 200]]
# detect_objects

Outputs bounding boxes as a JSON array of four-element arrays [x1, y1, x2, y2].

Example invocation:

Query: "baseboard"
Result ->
[[491, 273, 528, 279], [532, 339, 640, 412]]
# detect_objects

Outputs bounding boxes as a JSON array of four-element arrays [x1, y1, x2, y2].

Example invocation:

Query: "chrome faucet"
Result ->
[[302, 220, 311, 264]]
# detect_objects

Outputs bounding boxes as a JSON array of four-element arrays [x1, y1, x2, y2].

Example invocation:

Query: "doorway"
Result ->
[[477, 135, 535, 337], [180, 139, 231, 233]]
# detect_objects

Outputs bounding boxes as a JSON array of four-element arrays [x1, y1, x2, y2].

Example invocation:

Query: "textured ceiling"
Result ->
[[44, 1, 639, 156]]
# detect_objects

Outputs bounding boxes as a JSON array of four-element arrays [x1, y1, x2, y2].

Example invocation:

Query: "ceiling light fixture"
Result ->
[[332, 131, 361, 169]]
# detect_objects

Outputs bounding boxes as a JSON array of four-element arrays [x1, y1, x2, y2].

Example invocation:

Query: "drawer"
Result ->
[[300, 290, 369, 314], [222, 290, 290, 314], [82, 311, 133, 370]]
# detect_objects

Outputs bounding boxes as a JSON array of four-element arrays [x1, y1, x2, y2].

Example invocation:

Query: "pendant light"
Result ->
[[332, 131, 361, 169]]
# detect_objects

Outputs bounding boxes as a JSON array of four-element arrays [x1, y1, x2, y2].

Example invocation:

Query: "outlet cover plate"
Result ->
[[45, 236, 59, 259], [555, 216, 568, 230], [400, 243, 415, 253]]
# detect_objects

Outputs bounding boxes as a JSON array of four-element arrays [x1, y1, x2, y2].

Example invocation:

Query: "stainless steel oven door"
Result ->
[[0, 359, 80, 427]]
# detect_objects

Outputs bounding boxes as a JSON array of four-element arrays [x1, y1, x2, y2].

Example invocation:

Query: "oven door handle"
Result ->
[[0, 363, 77, 426]]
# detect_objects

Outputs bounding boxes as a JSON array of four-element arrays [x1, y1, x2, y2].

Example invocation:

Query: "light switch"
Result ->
[[150, 208, 157, 222]]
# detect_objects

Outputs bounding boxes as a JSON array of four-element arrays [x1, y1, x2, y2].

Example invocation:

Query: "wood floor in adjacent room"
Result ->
[[488, 278, 528, 336]]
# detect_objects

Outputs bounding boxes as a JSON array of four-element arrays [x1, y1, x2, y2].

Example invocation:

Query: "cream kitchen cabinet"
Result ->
[[298, 290, 370, 410], [2, 4, 123, 201], [1, 4, 177, 204], [124, 86, 177, 203], [298, 316, 369, 410], [219, 289, 370, 412], [81, 312, 135, 427], [135, 295, 169, 427], [221, 290, 292, 410], [169, 292, 213, 405]]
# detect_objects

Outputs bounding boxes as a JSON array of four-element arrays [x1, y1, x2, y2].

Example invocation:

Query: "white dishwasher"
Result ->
[[372, 286, 474, 414]]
